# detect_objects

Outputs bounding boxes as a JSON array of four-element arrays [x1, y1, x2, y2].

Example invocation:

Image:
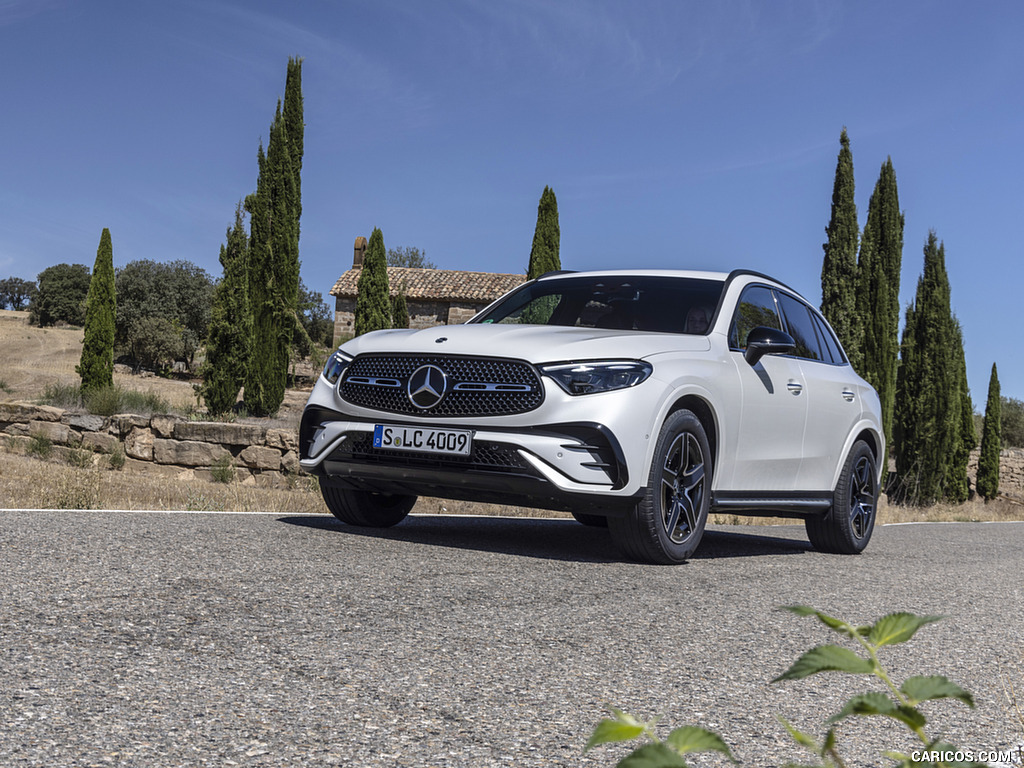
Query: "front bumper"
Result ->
[[299, 407, 640, 516]]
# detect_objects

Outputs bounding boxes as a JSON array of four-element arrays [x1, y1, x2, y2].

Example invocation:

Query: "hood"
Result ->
[[339, 323, 711, 363]]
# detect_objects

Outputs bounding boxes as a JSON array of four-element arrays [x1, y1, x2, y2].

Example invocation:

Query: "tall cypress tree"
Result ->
[[944, 319, 973, 503], [244, 58, 303, 416], [77, 228, 116, 393], [820, 128, 860, 368], [198, 205, 251, 415], [527, 186, 561, 278], [893, 233, 956, 505], [976, 363, 1001, 502], [856, 158, 903, 445], [354, 228, 391, 336]]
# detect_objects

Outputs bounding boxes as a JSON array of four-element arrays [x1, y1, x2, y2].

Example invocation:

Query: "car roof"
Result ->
[[536, 268, 732, 282]]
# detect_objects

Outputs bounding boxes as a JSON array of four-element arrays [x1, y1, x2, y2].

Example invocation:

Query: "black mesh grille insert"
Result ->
[[340, 355, 544, 417], [332, 433, 538, 476]]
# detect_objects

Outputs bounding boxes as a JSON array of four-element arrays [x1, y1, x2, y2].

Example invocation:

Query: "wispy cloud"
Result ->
[[0, 0, 64, 27]]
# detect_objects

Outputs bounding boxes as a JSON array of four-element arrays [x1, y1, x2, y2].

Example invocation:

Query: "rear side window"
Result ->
[[812, 313, 846, 364], [777, 293, 824, 361], [730, 286, 782, 349]]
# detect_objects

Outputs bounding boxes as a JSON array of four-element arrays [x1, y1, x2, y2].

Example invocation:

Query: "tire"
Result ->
[[571, 511, 608, 528], [806, 440, 877, 554], [319, 479, 416, 527], [609, 409, 711, 564]]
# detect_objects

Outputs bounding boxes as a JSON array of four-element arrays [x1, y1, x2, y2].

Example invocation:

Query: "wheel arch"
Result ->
[[665, 394, 718, 477]]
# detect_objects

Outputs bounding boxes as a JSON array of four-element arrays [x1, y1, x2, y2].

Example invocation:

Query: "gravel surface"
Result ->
[[1, 510, 1022, 767]]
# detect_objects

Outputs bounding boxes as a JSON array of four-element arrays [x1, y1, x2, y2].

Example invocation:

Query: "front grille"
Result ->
[[340, 354, 544, 417], [332, 433, 539, 476]]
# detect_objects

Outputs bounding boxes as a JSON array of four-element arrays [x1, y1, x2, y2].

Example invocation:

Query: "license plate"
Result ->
[[372, 424, 472, 455]]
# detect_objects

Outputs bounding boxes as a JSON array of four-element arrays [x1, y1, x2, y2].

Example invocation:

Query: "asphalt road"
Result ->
[[1, 510, 1022, 767]]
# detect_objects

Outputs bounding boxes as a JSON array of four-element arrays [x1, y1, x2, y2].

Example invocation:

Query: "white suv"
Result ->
[[300, 269, 884, 564]]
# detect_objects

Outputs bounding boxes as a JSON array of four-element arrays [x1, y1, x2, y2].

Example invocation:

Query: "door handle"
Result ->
[[842, 389, 856, 402], [787, 381, 803, 395]]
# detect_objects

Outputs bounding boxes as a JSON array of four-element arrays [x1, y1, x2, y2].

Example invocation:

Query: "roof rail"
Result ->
[[724, 269, 800, 296], [537, 270, 577, 280]]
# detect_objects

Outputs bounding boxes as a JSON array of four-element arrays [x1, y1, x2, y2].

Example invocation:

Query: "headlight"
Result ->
[[322, 350, 352, 385], [540, 360, 652, 395]]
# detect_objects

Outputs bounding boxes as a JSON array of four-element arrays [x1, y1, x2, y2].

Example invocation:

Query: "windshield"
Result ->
[[471, 275, 725, 334]]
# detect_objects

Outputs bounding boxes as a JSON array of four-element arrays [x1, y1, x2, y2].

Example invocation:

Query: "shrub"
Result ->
[[0, 378, 11, 394], [210, 454, 235, 484], [26, 432, 53, 460], [67, 446, 94, 470], [40, 382, 83, 410], [108, 444, 126, 470], [82, 384, 170, 417], [52, 469, 101, 510]]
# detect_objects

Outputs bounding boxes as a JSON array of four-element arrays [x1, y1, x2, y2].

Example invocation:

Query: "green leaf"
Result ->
[[868, 613, 944, 647], [778, 716, 819, 750], [889, 705, 927, 731], [666, 726, 736, 762], [827, 692, 896, 724], [585, 718, 646, 753], [772, 644, 874, 682], [617, 742, 690, 768], [781, 605, 854, 635], [900, 676, 974, 708]]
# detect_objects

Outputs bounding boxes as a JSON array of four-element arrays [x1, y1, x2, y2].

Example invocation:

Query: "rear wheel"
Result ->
[[609, 409, 711, 564], [319, 479, 416, 527], [806, 440, 877, 554]]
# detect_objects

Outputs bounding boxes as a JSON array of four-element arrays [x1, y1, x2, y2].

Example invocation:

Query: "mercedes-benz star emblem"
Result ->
[[408, 365, 448, 409]]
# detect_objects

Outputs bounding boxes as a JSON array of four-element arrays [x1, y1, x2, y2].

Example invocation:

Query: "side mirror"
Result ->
[[744, 326, 795, 366]]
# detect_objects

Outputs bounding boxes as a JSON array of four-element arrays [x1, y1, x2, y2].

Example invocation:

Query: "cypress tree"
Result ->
[[856, 158, 903, 445], [892, 233, 955, 505], [391, 285, 409, 329], [198, 205, 251, 415], [977, 363, 1001, 501], [77, 228, 116, 393], [944, 319, 973, 503], [354, 228, 391, 336], [244, 58, 303, 416], [820, 128, 861, 368], [527, 186, 561, 278]]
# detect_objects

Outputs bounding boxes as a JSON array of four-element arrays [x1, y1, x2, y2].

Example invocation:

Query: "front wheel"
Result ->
[[806, 440, 878, 554], [319, 479, 416, 527], [609, 409, 711, 564]]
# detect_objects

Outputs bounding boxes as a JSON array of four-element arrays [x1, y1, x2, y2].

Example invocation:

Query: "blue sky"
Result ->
[[1, 1, 1021, 402]]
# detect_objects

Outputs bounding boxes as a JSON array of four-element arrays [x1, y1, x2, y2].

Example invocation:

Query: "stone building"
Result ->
[[330, 237, 527, 341]]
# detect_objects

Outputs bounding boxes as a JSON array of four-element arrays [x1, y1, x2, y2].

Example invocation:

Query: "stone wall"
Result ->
[[0, 402, 301, 487]]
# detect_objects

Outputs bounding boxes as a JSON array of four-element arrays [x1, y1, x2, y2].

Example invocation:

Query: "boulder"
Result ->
[[62, 413, 106, 432], [125, 427, 155, 461], [265, 428, 299, 452], [150, 414, 179, 438], [0, 403, 63, 423], [173, 421, 266, 446], [237, 445, 281, 471], [153, 438, 231, 467]]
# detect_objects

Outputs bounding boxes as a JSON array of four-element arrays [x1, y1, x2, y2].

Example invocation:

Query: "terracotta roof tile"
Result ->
[[330, 267, 527, 303]]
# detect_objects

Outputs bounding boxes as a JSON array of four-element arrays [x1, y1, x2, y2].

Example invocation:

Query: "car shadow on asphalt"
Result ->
[[277, 515, 813, 564]]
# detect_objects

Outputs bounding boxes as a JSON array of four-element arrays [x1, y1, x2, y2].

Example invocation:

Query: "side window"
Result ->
[[730, 286, 782, 349], [812, 313, 846, 364], [777, 293, 824, 361]]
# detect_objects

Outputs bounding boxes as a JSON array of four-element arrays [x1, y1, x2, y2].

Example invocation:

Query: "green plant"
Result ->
[[26, 432, 53, 460], [67, 446, 94, 469], [0, 377, 11, 394], [108, 443, 126, 470], [81, 384, 171, 417], [40, 382, 83, 410], [210, 454, 235, 484], [588, 606, 992, 768]]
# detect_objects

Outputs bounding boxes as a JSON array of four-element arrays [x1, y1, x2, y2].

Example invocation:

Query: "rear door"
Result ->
[[775, 292, 861, 491]]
